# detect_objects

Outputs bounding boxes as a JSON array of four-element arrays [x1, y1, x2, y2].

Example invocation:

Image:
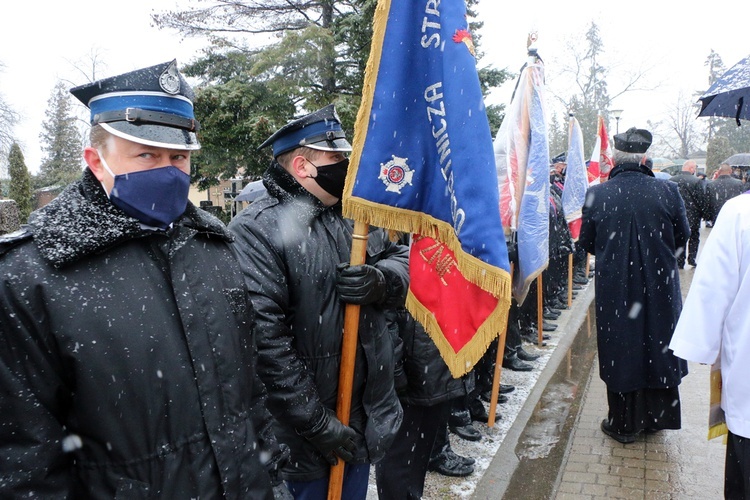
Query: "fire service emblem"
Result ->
[[379, 155, 414, 194]]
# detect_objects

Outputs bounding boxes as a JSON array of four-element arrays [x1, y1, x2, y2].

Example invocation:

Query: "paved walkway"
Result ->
[[554, 228, 727, 499], [554, 357, 725, 499]]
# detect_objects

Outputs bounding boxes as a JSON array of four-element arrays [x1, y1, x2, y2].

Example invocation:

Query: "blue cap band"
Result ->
[[272, 120, 344, 157], [88, 93, 195, 125]]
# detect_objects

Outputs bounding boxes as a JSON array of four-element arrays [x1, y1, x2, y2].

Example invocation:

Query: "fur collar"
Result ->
[[28, 169, 232, 268]]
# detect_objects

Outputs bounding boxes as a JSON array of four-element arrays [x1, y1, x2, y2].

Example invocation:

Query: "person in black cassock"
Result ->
[[579, 127, 690, 444]]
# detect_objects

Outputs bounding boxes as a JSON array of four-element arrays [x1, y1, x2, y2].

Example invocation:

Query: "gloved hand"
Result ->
[[299, 408, 358, 465], [335, 263, 386, 305]]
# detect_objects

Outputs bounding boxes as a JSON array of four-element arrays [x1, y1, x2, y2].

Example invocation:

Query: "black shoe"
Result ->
[[677, 262, 685, 269], [521, 331, 549, 345], [480, 385, 515, 402], [516, 346, 540, 361], [500, 383, 515, 394], [688, 259, 697, 267], [572, 283, 584, 290], [449, 422, 482, 441], [502, 353, 533, 371], [573, 276, 589, 285], [445, 448, 475, 466], [551, 299, 569, 310], [428, 451, 475, 477], [468, 398, 502, 422], [600, 419, 636, 444], [543, 307, 560, 320], [542, 321, 557, 332]]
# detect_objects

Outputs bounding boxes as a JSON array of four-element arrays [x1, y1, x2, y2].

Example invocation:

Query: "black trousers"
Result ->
[[679, 212, 701, 266], [375, 400, 451, 500], [726, 430, 750, 499]]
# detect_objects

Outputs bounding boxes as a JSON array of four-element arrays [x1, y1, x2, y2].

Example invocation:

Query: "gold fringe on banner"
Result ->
[[345, 197, 511, 299], [406, 289, 511, 378], [344, 0, 389, 200]]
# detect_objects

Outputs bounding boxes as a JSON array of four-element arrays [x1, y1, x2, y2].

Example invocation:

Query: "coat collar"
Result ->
[[609, 162, 655, 179], [263, 160, 335, 218], [28, 168, 233, 268]]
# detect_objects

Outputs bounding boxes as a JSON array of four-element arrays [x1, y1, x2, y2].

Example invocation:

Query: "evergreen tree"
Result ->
[[564, 23, 610, 153], [547, 113, 567, 159], [705, 135, 734, 175], [0, 64, 20, 178], [38, 81, 82, 188], [156, 0, 511, 186], [7, 142, 33, 222]]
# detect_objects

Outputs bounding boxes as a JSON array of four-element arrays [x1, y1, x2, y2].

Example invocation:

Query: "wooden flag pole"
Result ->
[[328, 220, 370, 500], [537, 274, 544, 347], [488, 262, 513, 427], [585, 252, 591, 278], [567, 253, 573, 308]]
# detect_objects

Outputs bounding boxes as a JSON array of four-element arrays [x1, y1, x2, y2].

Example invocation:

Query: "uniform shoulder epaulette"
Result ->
[[0, 227, 33, 256]]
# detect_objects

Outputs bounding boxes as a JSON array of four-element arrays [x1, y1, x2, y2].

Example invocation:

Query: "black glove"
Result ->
[[335, 263, 386, 305], [299, 408, 357, 465]]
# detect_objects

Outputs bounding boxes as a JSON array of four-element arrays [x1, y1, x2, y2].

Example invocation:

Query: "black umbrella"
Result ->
[[723, 153, 750, 167], [234, 180, 266, 202], [698, 55, 750, 125]]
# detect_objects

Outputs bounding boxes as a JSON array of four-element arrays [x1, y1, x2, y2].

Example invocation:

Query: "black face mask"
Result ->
[[311, 158, 349, 199]]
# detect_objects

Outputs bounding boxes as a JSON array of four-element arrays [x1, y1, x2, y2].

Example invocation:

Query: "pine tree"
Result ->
[[155, 0, 510, 184], [38, 81, 82, 188], [0, 62, 20, 172], [7, 142, 33, 223]]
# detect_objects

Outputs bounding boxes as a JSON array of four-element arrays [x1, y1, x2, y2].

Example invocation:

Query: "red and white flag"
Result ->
[[587, 115, 614, 185]]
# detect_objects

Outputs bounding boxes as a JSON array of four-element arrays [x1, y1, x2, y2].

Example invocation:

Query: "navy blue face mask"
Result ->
[[99, 152, 190, 229]]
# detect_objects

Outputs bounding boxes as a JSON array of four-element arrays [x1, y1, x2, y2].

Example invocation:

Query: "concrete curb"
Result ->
[[472, 282, 596, 499]]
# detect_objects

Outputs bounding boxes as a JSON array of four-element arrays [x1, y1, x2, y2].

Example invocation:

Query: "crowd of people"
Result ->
[[1, 60, 749, 499]]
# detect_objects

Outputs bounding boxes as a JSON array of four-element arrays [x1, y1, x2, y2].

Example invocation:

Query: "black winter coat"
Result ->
[[549, 187, 573, 260], [669, 171, 709, 222], [706, 175, 747, 223], [228, 162, 408, 482], [392, 307, 473, 406], [0, 170, 276, 498], [579, 163, 690, 393]]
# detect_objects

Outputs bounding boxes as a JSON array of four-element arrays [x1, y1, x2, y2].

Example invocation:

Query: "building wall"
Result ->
[[188, 178, 248, 219]]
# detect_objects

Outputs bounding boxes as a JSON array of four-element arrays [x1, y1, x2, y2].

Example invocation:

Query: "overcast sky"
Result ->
[[1, 1, 748, 172]]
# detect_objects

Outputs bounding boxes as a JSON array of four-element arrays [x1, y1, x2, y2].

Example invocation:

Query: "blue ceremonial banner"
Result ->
[[562, 115, 587, 240], [495, 52, 550, 304], [343, 0, 510, 295], [343, 0, 511, 374]]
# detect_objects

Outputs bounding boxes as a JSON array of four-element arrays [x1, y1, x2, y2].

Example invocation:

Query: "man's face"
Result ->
[[85, 134, 191, 195], [554, 162, 566, 175], [296, 150, 348, 206]]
